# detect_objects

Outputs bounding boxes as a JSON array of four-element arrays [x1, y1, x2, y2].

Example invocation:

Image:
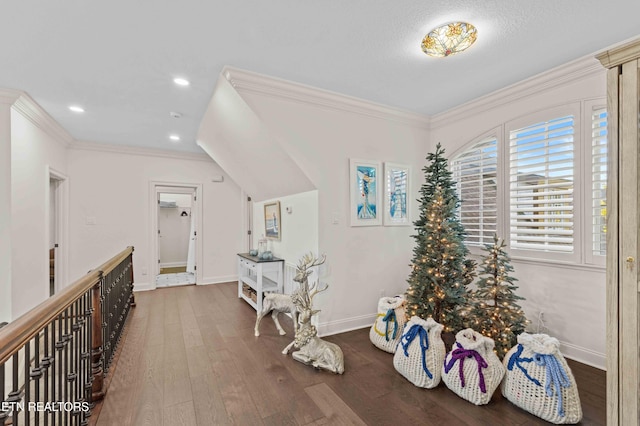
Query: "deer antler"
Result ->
[[308, 281, 329, 302]]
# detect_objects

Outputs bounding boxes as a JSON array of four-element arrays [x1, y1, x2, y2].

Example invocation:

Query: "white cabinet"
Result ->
[[237, 253, 284, 312]]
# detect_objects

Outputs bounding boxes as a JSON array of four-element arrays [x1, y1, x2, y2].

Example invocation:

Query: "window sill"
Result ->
[[467, 250, 606, 273]]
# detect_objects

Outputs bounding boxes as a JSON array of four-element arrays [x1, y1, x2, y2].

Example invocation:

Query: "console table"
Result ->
[[237, 253, 284, 312]]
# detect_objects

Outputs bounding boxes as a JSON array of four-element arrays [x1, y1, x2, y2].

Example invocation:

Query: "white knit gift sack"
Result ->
[[369, 295, 406, 353], [393, 316, 445, 388], [442, 328, 505, 405], [502, 333, 582, 424]]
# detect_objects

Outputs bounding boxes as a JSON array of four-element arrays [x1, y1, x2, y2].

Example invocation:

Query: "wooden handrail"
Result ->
[[0, 246, 134, 365]]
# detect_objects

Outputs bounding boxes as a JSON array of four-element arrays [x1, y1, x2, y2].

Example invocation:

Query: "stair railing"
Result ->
[[0, 246, 135, 426]]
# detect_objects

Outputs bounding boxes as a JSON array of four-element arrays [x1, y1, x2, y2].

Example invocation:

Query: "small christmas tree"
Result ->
[[467, 235, 528, 359], [405, 143, 476, 333]]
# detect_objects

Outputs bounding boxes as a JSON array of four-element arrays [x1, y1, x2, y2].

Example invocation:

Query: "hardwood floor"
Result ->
[[93, 282, 605, 425]]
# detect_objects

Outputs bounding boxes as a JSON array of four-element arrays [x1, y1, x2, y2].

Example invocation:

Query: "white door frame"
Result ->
[[47, 167, 69, 293], [149, 181, 203, 289]]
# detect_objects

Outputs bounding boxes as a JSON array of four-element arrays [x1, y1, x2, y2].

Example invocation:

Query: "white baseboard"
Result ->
[[316, 312, 606, 371], [133, 281, 154, 292], [317, 313, 376, 337], [199, 275, 238, 285], [560, 340, 606, 371], [159, 262, 187, 268]]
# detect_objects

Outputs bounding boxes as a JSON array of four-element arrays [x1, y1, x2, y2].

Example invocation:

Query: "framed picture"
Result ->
[[383, 162, 411, 226], [350, 159, 382, 226], [264, 201, 281, 240]]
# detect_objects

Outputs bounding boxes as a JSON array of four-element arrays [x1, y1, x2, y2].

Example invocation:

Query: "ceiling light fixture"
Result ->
[[421, 22, 477, 58], [169, 134, 180, 141], [68, 105, 85, 113], [173, 77, 190, 86]]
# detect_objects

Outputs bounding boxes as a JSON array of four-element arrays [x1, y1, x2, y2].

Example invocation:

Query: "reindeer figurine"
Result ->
[[282, 253, 344, 374], [254, 293, 298, 337]]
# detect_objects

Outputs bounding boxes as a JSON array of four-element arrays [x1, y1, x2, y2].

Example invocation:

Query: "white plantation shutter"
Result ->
[[591, 108, 607, 256], [451, 137, 497, 246], [509, 116, 574, 252]]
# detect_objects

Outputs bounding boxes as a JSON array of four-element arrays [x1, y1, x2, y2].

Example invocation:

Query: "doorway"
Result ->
[[48, 168, 67, 296], [155, 188, 197, 288]]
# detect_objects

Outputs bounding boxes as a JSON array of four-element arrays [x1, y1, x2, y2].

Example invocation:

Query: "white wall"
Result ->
[[158, 206, 191, 267], [10, 106, 68, 319], [67, 146, 243, 290], [252, 190, 319, 292], [229, 74, 429, 335], [430, 56, 607, 368], [0, 101, 12, 323]]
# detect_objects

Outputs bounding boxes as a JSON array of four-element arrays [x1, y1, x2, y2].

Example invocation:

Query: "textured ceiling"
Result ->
[[1, 1, 639, 153]]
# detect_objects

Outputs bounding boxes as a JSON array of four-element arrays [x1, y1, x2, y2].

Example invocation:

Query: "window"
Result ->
[[452, 101, 606, 266], [509, 115, 575, 253], [451, 137, 497, 246], [591, 108, 607, 256]]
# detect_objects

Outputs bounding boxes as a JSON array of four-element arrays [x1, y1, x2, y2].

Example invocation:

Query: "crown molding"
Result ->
[[69, 140, 214, 162], [222, 66, 431, 130], [0, 88, 22, 106], [596, 36, 640, 68], [11, 92, 74, 147], [430, 55, 605, 130]]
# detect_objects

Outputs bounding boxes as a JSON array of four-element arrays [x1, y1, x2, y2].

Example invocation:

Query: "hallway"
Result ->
[[93, 283, 605, 425]]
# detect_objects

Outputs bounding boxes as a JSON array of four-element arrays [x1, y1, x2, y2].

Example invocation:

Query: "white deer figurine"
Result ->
[[282, 253, 344, 374], [254, 293, 298, 337]]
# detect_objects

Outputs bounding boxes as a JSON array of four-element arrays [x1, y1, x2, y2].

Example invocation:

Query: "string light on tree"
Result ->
[[405, 143, 476, 332], [465, 234, 528, 359]]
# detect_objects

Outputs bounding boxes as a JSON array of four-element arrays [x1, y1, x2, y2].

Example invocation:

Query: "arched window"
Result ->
[[451, 137, 498, 246]]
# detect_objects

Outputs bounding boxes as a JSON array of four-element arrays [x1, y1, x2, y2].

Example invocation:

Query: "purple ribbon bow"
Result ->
[[444, 342, 488, 393]]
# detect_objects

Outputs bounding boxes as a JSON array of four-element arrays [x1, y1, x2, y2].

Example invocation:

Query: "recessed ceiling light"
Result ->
[[69, 105, 85, 113], [173, 77, 190, 87], [169, 134, 180, 141]]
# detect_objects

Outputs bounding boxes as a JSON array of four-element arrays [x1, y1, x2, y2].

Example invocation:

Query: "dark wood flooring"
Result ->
[[93, 282, 606, 425]]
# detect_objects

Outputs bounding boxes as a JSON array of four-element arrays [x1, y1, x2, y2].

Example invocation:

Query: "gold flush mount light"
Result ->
[[421, 22, 477, 57]]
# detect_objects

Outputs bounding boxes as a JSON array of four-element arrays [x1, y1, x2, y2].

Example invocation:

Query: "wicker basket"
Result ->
[[369, 295, 407, 353], [442, 328, 505, 405], [393, 316, 445, 388], [502, 333, 582, 424]]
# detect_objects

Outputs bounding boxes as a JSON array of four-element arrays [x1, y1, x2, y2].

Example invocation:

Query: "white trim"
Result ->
[[132, 281, 153, 292], [199, 275, 238, 285], [159, 262, 187, 268], [150, 181, 204, 290], [12, 95, 74, 148], [222, 66, 430, 129], [70, 140, 214, 162], [560, 340, 606, 371], [0, 88, 21, 105], [317, 313, 376, 337], [431, 55, 604, 130]]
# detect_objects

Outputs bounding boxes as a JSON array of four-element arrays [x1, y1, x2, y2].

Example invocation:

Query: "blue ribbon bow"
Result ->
[[382, 308, 398, 342], [534, 353, 571, 417], [400, 324, 432, 379], [507, 344, 570, 418], [444, 342, 488, 393]]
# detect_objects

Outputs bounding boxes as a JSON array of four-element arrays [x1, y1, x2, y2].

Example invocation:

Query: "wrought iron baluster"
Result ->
[[9, 353, 19, 426], [0, 362, 6, 424]]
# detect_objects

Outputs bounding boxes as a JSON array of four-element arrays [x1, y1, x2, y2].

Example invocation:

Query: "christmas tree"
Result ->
[[466, 234, 528, 359], [405, 143, 476, 332]]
